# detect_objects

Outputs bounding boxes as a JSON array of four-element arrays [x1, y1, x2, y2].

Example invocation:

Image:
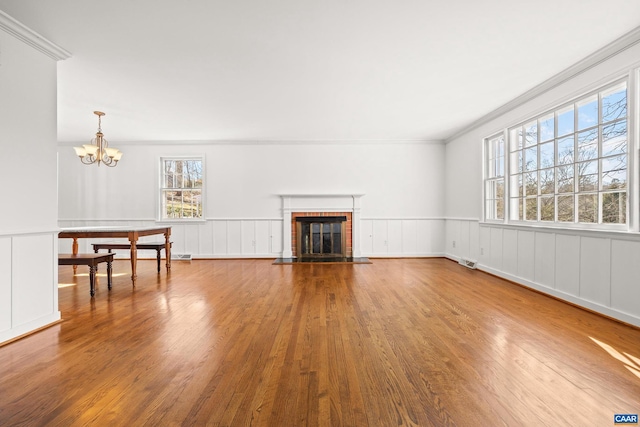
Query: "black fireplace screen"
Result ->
[[296, 216, 346, 257]]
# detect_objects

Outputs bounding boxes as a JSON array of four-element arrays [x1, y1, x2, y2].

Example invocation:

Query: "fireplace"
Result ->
[[280, 194, 363, 259], [295, 215, 348, 258]]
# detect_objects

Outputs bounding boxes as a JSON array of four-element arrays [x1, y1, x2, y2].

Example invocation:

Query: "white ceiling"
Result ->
[[1, 0, 640, 143]]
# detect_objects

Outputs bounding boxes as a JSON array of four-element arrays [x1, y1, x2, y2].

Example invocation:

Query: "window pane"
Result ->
[[602, 154, 627, 190], [524, 146, 538, 171], [486, 199, 502, 220], [557, 106, 574, 136], [510, 197, 523, 220], [557, 135, 574, 165], [525, 172, 538, 196], [601, 86, 627, 123], [524, 121, 537, 146], [510, 128, 523, 152], [510, 150, 523, 173], [602, 120, 627, 156], [578, 194, 598, 223], [556, 165, 574, 193], [540, 196, 554, 221], [539, 114, 554, 142], [539, 142, 554, 168], [577, 128, 598, 161], [577, 96, 598, 130], [497, 156, 504, 177], [557, 195, 574, 222], [486, 180, 495, 199], [525, 197, 538, 221], [578, 160, 598, 192], [602, 192, 626, 224], [510, 174, 523, 197], [539, 168, 554, 194], [496, 179, 504, 198], [163, 190, 181, 218]]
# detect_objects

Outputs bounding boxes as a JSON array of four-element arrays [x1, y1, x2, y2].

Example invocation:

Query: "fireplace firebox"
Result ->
[[296, 216, 347, 258]]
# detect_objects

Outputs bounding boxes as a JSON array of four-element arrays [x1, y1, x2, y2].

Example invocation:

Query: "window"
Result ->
[[160, 157, 203, 220], [496, 80, 628, 227], [484, 134, 505, 221]]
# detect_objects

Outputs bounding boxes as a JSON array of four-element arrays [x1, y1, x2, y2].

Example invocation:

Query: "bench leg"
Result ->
[[156, 249, 161, 273], [107, 259, 113, 290], [89, 265, 96, 297]]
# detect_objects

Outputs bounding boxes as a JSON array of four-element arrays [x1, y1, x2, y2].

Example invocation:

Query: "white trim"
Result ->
[[0, 10, 71, 61], [446, 25, 640, 143], [58, 139, 445, 147]]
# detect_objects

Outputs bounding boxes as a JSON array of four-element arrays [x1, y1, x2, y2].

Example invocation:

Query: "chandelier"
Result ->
[[73, 111, 123, 167]]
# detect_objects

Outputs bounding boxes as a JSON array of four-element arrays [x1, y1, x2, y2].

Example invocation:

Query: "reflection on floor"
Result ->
[[272, 257, 371, 264]]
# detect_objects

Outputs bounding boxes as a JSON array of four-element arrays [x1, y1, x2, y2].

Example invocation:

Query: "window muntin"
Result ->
[[506, 81, 628, 226], [160, 158, 203, 220], [484, 134, 505, 221]]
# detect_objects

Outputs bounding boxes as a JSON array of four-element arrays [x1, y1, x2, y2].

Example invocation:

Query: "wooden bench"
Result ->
[[58, 253, 114, 297], [92, 242, 172, 273]]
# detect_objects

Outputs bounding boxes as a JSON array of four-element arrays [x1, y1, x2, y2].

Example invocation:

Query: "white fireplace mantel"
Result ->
[[280, 194, 364, 258]]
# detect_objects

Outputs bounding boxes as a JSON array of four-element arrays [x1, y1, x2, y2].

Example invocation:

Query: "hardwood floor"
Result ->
[[1, 258, 639, 426]]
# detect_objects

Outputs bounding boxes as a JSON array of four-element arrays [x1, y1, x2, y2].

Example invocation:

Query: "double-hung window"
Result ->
[[160, 157, 204, 220], [484, 79, 629, 228], [484, 134, 505, 221]]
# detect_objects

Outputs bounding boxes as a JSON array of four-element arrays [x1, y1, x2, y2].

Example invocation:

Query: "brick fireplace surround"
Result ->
[[280, 194, 363, 259]]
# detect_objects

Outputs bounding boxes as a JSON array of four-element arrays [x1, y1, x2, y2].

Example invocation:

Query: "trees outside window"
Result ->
[[501, 81, 628, 227]]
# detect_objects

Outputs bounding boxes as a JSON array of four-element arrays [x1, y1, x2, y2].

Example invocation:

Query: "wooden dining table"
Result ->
[[58, 226, 172, 282]]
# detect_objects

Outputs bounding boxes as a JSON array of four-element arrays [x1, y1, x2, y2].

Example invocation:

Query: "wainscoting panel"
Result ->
[[502, 229, 518, 277], [1, 231, 60, 344], [579, 237, 611, 307], [516, 231, 535, 282], [489, 227, 504, 271], [213, 221, 228, 255], [610, 239, 640, 316], [0, 237, 11, 333], [445, 219, 640, 327], [58, 219, 285, 259], [534, 232, 555, 288], [555, 234, 580, 296], [360, 218, 445, 257]]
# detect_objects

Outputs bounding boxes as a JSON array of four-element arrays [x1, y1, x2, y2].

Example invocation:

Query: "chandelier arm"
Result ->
[[80, 156, 96, 165]]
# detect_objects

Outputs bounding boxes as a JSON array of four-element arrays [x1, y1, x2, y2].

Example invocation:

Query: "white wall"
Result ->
[[58, 141, 447, 258], [0, 16, 66, 343], [444, 38, 640, 327]]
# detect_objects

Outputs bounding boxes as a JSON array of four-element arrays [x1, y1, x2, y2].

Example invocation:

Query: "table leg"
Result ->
[[72, 237, 79, 274], [129, 239, 138, 283], [89, 265, 96, 297], [164, 230, 172, 271], [107, 259, 112, 290]]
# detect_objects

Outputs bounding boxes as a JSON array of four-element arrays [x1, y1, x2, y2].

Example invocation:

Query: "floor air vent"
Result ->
[[458, 258, 477, 269], [172, 254, 192, 260]]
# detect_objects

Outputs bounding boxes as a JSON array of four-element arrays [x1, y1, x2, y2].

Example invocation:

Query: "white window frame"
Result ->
[[158, 156, 205, 221], [483, 132, 506, 223], [483, 76, 634, 231]]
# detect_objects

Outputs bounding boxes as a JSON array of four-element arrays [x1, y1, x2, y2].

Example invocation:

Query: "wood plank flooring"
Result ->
[[1, 258, 639, 426]]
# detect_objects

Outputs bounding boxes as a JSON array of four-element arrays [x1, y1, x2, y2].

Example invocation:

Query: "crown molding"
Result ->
[[0, 10, 71, 61], [446, 25, 640, 143]]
